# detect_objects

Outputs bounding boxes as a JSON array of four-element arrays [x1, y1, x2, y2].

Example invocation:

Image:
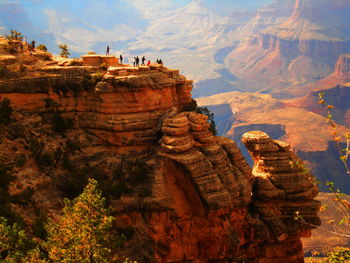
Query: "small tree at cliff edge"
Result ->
[[58, 44, 70, 58]]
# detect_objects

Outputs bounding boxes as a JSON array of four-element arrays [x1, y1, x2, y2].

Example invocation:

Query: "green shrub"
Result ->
[[42, 53, 51, 61], [100, 62, 108, 70], [4, 30, 23, 54], [45, 179, 115, 263], [36, 44, 47, 52], [325, 247, 350, 262], [89, 73, 104, 87], [0, 159, 17, 221], [52, 111, 74, 136], [116, 226, 135, 241], [42, 99, 74, 135], [183, 99, 198, 112], [0, 217, 34, 262], [43, 98, 58, 110], [0, 98, 12, 124], [70, 59, 82, 66], [4, 30, 23, 42], [195, 106, 217, 136], [183, 99, 218, 135]]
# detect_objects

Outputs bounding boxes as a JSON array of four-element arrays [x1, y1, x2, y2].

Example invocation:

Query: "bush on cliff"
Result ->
[[36, 44, 47, 52], [0, 98, 12, 125], [4, 30, 23, 54], [0, 159, 15, 220], [184, 99, 218, 135], [196, 106, 217, 136], [4, 30, 23, 43]]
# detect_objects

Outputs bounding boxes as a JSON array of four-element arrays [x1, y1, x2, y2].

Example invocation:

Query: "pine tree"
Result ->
[[45, 178, 114, 263], [58, 44, 70, 58]]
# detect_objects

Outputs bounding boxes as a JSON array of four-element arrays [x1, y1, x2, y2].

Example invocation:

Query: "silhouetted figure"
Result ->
[[158, 59, 163, 65], [156, 59, 159, 63], [135, 56, 140, 67], [106, 45, 110, 56], [147, 60, 151, 66], [31, 40, 36, 50], [133, 57, 136, 67], [119, 54, 123, 64], [141, 56, 146, 65]]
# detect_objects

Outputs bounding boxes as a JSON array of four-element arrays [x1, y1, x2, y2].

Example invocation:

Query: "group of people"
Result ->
[[105, 46, 163, 67], [132, 56, 150, 67]]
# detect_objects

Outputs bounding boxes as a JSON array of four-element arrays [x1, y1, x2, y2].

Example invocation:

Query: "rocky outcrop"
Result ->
[[130, 122, 320, 262], [159, 112, 253, 208], [0, 63, 193, 148], [0, 47, 320, 262], [335, 54, 350, 76], [242, 131, 320, 262]]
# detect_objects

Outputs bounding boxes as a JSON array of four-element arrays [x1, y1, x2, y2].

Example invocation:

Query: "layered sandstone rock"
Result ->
[[242, 131, 320, 243], [159, 112, 253, 209], [0, 46, 320, 262]]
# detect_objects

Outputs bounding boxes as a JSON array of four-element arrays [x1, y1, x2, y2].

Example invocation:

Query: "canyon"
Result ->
[[0, 39, 321, 262], [197, 56, 350, 192]]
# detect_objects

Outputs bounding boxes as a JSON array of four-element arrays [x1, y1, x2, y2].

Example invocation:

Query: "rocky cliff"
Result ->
[[335, 54, 350, 77], [225, 0, 350, 96], [0, 44, 320, 262]]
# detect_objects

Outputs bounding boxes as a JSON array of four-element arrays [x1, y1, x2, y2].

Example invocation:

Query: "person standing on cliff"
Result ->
[[119, 54, 123, 64], [147, 60, 151, 66], [133, 57, 136, 67], [31, 40, 36, 50], [136, 56, 140, 67], [141, 56, 146, 65], [106, 45, 110, 56]]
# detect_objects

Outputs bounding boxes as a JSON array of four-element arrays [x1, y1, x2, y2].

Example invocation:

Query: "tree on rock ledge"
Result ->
[[58, 44, 70, 58], [45, 178, 114, 263]]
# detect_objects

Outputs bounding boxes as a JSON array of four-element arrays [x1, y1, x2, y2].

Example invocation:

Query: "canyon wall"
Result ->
[[225, 0, 350, 96], [0, 55, 320, 262]]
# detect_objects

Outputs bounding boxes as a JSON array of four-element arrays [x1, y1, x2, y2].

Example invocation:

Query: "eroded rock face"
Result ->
[[125, 119, 320, 262], [335, 54, 350, 76], [0, 51, 320, 262]]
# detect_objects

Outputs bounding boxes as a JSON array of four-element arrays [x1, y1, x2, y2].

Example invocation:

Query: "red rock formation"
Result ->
[[0, 49, 320, 262]]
